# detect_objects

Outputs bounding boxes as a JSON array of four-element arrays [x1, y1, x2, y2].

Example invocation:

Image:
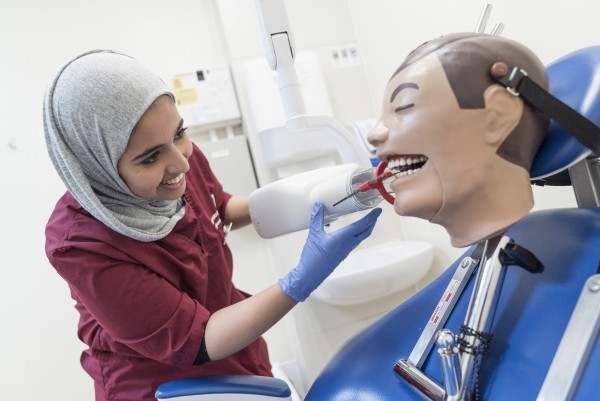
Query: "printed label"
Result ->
[[429, 279, 460, 324]]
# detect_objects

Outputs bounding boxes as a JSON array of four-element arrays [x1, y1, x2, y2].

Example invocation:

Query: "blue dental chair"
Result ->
[[155, 47, 600, 401]]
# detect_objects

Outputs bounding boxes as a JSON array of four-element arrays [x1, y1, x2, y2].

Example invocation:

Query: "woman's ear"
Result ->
[[483, 84, 524, 146]]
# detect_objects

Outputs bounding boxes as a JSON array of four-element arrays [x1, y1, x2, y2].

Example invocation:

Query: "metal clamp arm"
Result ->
[[536, 274, 600, 401]]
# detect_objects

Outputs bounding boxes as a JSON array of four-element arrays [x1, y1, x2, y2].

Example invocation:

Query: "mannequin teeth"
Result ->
[[394, 166, 423, 177], [387, 155, 428, 176]]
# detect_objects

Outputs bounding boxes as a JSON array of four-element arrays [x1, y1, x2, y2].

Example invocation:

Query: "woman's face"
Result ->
[[117, 95, 193, 201], [367, 54, 491, 221]]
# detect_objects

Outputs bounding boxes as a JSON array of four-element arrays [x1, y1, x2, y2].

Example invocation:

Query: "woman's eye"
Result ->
[[394, 103, 414, 113], [141, 151, 159, 165], [175, 127, 188, 140]]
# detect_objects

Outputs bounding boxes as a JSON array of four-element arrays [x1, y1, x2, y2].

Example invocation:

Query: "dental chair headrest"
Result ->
[[530, 46, 600, 180]]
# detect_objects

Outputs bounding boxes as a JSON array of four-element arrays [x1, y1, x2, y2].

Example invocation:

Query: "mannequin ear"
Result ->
[[483, 84, 524, 146]]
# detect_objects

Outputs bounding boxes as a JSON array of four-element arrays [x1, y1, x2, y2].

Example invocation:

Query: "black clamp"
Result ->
[[494, 66, 529, 97], [499, 241, 544, 274], [491, 64, 600, 156]]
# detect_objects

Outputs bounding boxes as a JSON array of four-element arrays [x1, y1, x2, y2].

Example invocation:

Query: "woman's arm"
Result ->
[[223, 195, 252, 229], [203, 203, 382, 361], [204, 283, 296, 360]]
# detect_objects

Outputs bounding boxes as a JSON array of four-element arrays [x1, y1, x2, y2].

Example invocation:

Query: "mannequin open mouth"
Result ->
[[387, 155, 428, 177], [371, 156, 429, 205]]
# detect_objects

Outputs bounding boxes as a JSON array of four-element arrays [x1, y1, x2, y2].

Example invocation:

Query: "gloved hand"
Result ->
[[279, 202, 382, 302]]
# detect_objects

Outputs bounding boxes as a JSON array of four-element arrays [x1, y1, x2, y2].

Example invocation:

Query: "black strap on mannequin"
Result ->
[[491, 66, 600, 156]]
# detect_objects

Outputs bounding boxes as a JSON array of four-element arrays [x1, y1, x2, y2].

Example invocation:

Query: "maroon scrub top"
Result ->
[[45, 144, 272, 401]]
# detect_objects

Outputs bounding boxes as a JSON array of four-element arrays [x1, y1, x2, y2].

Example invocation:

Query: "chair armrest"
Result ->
[[155, 375, 292, 400]]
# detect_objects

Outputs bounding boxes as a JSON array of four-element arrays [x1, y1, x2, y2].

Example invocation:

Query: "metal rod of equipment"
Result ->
[[536, 274, 600, 401], [491, 22, 505, 36], [407, 256, 479, 368], [437, 329, 462, 398], [455, 236, 509, 399], [394, 360, 446, 401], [475, 3, 492, 33]]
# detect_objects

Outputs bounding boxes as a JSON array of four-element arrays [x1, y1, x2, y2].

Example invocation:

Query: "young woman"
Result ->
[[43, 50, 381, 401]]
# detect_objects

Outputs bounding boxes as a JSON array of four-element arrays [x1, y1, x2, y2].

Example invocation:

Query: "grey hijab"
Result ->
[[43, 50, 185, 242]]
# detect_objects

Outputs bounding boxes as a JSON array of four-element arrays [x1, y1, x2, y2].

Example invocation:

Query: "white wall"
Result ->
[[348, 0, 600, 112], [1, 0, 594, 400], [0, 1, 229, 400]]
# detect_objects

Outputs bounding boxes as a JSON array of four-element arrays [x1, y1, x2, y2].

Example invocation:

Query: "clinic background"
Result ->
[[0, 0, 594, 399]]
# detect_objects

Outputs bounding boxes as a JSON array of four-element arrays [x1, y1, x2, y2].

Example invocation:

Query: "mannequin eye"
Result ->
[[394, 103, 414, 113]]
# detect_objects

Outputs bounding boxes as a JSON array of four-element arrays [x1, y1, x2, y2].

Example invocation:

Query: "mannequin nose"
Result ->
[[367, 120, 389, 147]]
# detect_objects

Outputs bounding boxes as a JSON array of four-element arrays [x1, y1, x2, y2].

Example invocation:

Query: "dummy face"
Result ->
[[118, 95, 193, 201], [368, 53, 509, 221]]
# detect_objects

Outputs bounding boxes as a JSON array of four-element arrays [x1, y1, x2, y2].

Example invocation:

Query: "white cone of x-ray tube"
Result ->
[[249, 163, 382, 239]]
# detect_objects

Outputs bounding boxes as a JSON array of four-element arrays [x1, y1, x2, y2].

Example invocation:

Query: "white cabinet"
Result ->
[[192, 132, 258, 196]]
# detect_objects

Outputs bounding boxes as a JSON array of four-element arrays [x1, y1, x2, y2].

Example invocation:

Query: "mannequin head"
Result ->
[[368, 33, 549, 247]]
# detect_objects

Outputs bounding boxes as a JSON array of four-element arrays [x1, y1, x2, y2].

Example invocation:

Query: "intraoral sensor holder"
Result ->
[[333, 161, 395, 207]]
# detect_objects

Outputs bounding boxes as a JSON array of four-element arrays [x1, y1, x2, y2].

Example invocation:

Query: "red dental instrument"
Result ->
[[333, 162, 395, 207]]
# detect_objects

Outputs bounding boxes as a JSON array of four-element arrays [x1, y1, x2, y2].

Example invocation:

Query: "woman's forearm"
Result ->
[[224, 195, 252, 229], [203, 284, 296, 360]]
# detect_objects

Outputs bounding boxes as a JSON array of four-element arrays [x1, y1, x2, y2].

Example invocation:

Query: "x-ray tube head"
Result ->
[[249, 164, 383, 239]]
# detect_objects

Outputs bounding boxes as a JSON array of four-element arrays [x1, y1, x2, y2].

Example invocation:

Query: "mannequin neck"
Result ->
[[432, 163, 534, 248]]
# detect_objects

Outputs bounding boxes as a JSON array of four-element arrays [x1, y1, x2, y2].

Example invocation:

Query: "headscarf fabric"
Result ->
[[43, 50, 185, 242]]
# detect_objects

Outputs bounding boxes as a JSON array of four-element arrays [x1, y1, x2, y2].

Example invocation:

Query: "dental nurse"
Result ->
[[43, 50, 381, 401]]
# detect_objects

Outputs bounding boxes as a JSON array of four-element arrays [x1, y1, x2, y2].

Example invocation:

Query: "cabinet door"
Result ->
[[194, 136, 258, 196]]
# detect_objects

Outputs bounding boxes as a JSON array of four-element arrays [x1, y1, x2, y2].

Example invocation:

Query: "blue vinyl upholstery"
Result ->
[[156, 375, 291, 399], [530, 46, 600, 179], [305, 208, 600, 400]]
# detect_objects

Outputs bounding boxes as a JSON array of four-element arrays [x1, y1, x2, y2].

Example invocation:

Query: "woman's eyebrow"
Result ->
[[132, 144, 162, 162], [390, 82, 419, 103]]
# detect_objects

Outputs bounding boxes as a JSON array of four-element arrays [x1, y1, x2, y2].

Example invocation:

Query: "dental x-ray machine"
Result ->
[[247, 0, 394, 239], [252, 0, 371, 168]]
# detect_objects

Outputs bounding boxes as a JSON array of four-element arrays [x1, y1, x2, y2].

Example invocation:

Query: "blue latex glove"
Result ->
[[279, 203, 383, 302]]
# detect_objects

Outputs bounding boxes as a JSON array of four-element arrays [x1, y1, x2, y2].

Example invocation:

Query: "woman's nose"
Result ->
[[367, 120, 389, 147], [168, 144, 190, 174]]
